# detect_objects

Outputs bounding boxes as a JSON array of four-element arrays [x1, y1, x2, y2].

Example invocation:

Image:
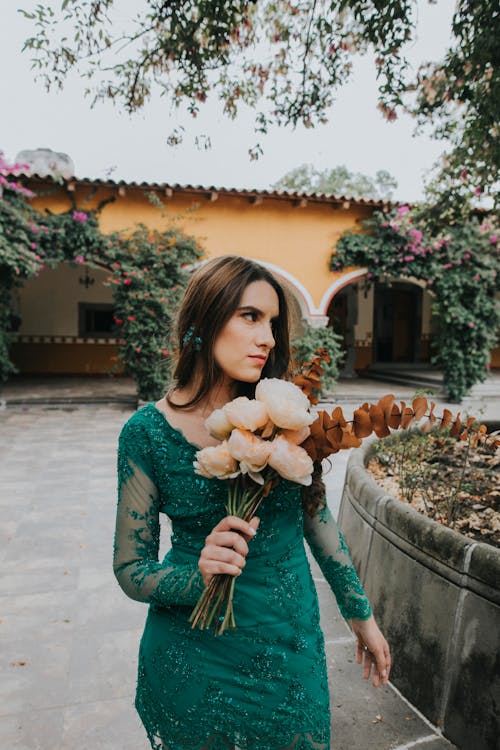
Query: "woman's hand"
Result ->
[[351, 615, 391, 687], [198, 515, 260, 587]]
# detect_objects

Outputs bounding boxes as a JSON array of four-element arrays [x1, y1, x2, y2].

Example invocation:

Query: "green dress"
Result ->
[[114, 403, 372, 750]]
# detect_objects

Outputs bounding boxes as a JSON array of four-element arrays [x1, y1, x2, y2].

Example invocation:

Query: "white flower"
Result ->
[[205, 408, 233, 440], [227, 428, 272, 484], [193, 442, 240, 480], [255, 378, 314, 430], [223, 396, 269, 433], [268, 435, 313, 486]]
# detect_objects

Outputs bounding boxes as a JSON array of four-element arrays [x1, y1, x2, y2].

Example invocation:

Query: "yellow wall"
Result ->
[[30, 184, 372, 316], [26, 179, 498, 372]]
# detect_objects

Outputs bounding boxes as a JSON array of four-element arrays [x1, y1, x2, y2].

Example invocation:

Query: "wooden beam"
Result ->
[[249, 196, 263, 206], [165, 187, 174, 199], [118, 185, 126, 197], [293, 198, 308, 208], [342, 200, 351, 210], [208, 191, 218, 202]]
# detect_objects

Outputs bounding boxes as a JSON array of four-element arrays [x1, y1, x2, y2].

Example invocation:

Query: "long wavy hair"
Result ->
[[167, 254, 324, 514]]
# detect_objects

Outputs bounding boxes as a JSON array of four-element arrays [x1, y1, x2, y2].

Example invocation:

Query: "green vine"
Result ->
[[292, 324, 344, 395], [0, 154, 202, 400], [331, 205, 499, 402]]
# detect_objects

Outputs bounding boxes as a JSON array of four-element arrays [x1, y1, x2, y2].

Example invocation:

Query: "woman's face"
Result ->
[[213, 280, 279, 384]]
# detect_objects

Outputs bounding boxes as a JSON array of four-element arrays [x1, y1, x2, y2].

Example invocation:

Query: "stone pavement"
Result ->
[[0, 397, 461, 750]]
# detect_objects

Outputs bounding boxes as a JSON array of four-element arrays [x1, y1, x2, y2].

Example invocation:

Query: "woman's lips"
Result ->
[[249, 355, 267, 364]]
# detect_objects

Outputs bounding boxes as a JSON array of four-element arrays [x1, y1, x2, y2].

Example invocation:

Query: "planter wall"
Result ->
[[338, 441, 500, 750]]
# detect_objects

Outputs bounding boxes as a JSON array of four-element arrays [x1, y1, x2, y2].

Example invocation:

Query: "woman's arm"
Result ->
[[113, 418, 204, 607], [303, 502, 391, 686], [303, 502, 372, 621]]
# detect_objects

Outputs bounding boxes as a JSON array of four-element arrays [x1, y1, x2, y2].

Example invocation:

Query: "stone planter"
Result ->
[[338, 440, 500, 750]]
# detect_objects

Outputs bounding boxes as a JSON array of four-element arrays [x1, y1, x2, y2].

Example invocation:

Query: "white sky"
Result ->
[[2, 1, 456, 202]]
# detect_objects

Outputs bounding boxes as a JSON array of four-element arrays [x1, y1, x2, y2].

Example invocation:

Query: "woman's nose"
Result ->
[[257, 321, 275, 349]]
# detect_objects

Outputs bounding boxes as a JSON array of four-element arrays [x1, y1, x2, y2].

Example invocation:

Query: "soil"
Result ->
[[367, 431, 500, 549]]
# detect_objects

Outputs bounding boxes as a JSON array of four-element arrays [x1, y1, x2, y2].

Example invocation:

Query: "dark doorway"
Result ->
[[373, 283, 422, 363], [327, 285, 357, 376]]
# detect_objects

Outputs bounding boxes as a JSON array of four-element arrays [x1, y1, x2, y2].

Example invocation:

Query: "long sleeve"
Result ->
[[113, 418, 204, 607], [304, 503, 372, 621]]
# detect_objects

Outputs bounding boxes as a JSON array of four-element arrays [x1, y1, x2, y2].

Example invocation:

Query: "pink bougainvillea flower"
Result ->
[[74, 255, 85, 264], [123, 278, 132, 285], [72, 210, 88, 223], [127, 315, 136, 322]]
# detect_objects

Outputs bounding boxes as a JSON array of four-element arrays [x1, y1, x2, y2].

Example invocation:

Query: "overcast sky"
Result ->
[[2, 1, 456, 201]]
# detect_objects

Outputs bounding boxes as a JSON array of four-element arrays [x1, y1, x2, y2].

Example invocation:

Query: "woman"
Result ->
[[114, 255, 390, 750]]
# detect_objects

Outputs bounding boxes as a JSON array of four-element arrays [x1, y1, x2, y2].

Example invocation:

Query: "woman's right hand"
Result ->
[[198, 515, 260, 587]]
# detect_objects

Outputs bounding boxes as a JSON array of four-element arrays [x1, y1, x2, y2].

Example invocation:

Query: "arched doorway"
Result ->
[[10, 261, 118, 374], [327, 284, 358, 377], [373, 281, 423, 363]]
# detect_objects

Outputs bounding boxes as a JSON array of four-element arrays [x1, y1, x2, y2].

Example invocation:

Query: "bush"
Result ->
[[292, 324, 344, 394]]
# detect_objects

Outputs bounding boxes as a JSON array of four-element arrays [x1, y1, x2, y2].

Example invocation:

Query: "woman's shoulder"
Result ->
[[118, 403, 158, 444]]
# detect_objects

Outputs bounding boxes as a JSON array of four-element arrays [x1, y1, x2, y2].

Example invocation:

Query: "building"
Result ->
[[9, 170, 499, 376]]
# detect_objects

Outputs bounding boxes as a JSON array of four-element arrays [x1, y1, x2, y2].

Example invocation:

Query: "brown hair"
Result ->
[[166, 255, 292, 409]]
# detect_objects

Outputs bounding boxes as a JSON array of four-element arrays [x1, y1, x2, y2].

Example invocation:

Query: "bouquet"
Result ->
[[189, 378, 315, 635], [189, 354, 498, 636]]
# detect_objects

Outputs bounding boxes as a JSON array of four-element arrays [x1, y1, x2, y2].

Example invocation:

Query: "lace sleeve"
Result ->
[[113, 418, 204, 607], [304, 503, 372, 621]]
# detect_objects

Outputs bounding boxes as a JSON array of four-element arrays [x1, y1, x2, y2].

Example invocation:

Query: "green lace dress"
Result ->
[[114, 404, 372, 750]]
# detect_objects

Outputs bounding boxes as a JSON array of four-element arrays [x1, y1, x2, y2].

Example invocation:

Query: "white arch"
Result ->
[[318, 268, 369, 315], [189, 257, 319, 319], [255, 260, 316, 319]]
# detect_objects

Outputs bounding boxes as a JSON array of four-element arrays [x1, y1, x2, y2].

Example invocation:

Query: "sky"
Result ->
[[1, 1, 456, 202]]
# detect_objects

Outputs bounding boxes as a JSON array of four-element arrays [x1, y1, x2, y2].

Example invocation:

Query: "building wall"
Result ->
[[22, 179, 499, 373], [17, 263, 113, 336], [10, 262, 119, 374], [30, 184, 372, 321]]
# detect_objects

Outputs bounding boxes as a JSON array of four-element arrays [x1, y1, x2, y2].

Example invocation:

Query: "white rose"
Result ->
[[205, 408, 233, 440], [193, 442, 240, 480], [227, 428, 272, 484], [223, 396, 269, 433], [268, 435, 314, 486], [280, 425, 311, 445], [255, 378, 314, 430]]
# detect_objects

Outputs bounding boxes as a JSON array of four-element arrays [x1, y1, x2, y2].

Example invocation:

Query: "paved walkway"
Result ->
[[2, 373, 489, 749]]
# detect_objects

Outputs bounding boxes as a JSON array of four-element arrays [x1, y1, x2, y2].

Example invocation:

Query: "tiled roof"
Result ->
[[23, 173, 392, 208]]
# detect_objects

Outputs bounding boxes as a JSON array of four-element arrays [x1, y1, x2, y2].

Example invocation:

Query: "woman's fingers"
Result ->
[[205, 530, 250, 558], [355, 636, 391, 687], [212, 515, 259, 537], [199, 516, 260, 585]]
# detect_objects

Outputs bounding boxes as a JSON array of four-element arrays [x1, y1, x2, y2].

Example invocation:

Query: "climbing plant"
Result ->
[[0, 154, 202, 400], [292, 324, 344, 395], [331, 206, 499, 402]]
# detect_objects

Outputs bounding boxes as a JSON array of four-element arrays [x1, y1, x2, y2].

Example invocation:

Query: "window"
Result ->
[[78, 303, 115, 338]]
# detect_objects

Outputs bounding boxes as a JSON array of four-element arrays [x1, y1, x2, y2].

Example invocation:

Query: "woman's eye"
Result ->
[[242, 311, 258, 321]]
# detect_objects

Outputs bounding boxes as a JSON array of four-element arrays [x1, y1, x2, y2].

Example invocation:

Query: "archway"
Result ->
[[10, 261, 118, 374]]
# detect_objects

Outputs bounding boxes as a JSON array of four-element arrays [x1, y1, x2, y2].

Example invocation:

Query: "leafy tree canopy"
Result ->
[[272, 163, 397, 199], [22, 1, 499, 215]]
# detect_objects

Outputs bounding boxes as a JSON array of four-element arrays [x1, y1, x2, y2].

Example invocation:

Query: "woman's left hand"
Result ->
[[350, 615, 391, 687]]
